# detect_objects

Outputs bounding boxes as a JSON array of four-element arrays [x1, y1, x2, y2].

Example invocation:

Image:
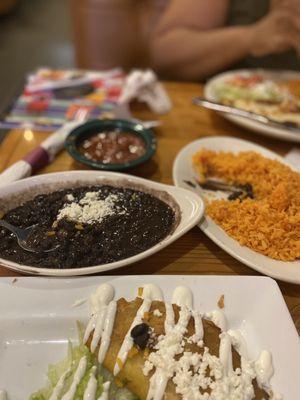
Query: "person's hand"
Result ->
[[248, 8, 300, 57]]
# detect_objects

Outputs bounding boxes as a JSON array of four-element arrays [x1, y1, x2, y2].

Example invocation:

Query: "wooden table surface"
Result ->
[[0, 81, 299, 333]]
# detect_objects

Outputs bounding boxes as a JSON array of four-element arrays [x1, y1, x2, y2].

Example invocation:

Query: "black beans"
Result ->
[[131, 323, 150, 350], [0, 185, 175, 269]]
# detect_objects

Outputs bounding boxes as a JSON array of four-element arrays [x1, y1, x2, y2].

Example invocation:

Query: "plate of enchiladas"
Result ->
[[204, 69, 300, 142], [0, 275, 299, 400]]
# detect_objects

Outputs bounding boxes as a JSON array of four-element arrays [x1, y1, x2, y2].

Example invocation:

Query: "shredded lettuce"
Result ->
[[29, 341, 94, 400], [214, 81, 284, 103], [98, 366, 139, 400], [28, 323, 139, 400]]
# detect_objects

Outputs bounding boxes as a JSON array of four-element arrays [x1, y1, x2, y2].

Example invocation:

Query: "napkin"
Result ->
[[0, 69, 171, 185], [119, 69, 172, 114], [0, 120, 82, 187]]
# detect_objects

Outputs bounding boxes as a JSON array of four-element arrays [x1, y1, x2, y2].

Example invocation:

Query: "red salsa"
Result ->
[[78, 130, 146, 164]]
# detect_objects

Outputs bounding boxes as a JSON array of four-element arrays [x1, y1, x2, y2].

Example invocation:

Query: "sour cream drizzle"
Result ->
[[255, 350, 274, 390], [228, 329, 275, 392], [228, 329, 248, 359], [192, 310, 204, 341], [113, 298, 152, 376], [141, 284, 164, 301], [83, 366, 97, 400], [147, 287, 194, 400], [0, 391, 7, 400], [204, 309, 227, 332], [61, 356, 87, 400], [228, 329, 250, 371], [83, 314, 97, 344], [84, 284, 117, 367], [171, 285, 193, 308], [98, 301, 117, 363], [219, 332, 233, 375], [89, 284, 115, 315], [164, 302, 175, 333], [90, 306, 108, 353], [97, 381, 110, 400], [79, 283, 277, 400], [49, 368, 72, 400]]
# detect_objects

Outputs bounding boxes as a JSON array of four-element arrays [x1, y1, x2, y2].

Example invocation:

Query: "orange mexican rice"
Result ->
[[193, 150, 300, 261]]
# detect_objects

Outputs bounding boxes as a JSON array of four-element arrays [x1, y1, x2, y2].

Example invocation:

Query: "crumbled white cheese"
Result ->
[[153, 309, 162, 317], [57, 192, 126, 225], [148, 327, 157, 348], [66, 193, 75, 201], [143, 306, 191, 379], [169, 345, 258, 400], [187, 335, 204, 348], [144, 305, 267, 400]]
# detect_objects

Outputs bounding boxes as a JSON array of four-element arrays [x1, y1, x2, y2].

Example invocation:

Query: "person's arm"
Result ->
[[151, 26, 254, 80], [149, 0, 300, 80], [149, 0, 251, 80]]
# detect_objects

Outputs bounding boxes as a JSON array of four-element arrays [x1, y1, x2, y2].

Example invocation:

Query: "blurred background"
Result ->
[[0, 0, 156, 94], [1, 0, 300, 102], [0, 0, 73, 99]]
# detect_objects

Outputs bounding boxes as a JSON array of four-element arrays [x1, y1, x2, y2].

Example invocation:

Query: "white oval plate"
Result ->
[[1, 275, 299, 399], [0, 171, 204, 276], [173, 136, 300, 284], [204, 69, 300, 143]]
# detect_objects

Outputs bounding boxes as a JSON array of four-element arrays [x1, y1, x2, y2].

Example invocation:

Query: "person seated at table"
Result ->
[[149, 0, 300, 80]]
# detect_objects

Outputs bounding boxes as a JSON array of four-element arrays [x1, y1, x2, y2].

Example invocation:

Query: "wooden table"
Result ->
[[0, 82, 299, 333]]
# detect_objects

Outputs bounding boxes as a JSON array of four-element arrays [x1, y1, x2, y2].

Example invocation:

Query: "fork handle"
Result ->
[[0, 219, 17, 236]]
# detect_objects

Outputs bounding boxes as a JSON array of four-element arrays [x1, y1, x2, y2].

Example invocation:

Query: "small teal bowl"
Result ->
[[65, 119, 157, 171]]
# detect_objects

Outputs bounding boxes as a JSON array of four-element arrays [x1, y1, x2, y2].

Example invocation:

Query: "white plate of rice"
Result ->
[[173, 136, 300, 284]]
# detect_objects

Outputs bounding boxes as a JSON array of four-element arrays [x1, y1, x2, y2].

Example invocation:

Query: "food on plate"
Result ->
[[78, 129, 147, 165], [0, 391, 7, 400], [214, 74, 285, 104], [193, 149, 300, 261], [0, 185, 178, 269], [284, 78, 300, 99], [29, 283, 280, 400], [213, 73, 300, 127], [29, 328, 138, 400]]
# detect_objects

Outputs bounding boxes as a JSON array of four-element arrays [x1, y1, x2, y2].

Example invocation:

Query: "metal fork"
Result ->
[[0, 219, 59, 253]]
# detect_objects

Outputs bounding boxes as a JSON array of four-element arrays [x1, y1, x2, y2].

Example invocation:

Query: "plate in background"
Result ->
[[204, 69, 300, 142]]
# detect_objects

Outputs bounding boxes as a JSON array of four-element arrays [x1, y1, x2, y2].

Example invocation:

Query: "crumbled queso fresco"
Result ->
[[57, 191, 126, 225], [153, 309, 162, 317], [143, 306, 264, 400]]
